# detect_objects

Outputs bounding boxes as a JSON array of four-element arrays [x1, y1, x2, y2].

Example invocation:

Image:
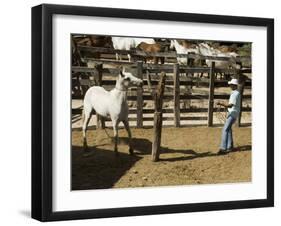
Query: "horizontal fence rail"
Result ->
[[72, 65, 252, 74], [77, 45, 251, 64], [75, 78, 252, 93], [72, 93, 251, 101], [72, 107, 252, 115]]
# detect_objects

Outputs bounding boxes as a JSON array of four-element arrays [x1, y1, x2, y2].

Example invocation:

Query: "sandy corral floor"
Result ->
[[72, 126, 251, 190]]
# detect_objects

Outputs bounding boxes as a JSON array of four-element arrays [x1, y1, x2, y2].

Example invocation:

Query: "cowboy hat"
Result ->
[[228, 78, 239, 85]]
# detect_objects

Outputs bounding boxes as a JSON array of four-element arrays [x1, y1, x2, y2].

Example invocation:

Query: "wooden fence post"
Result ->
[[71, 36, 83, 66], [72, 36, 89, 97], [207, 62, 215, 127], [236, 71, 244, 127], [173, 63, 180, 127], [136, 61, 143, 128], [96, 63, 105, 129], [152, 72, 166, 162]]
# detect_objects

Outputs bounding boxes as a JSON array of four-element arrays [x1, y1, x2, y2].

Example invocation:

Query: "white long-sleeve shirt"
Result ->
[[228, 90, 241, 119]]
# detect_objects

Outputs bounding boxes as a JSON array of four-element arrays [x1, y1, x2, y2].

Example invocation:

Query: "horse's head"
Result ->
[[170, 40, 175, 50], [118, 66, 143, 89]]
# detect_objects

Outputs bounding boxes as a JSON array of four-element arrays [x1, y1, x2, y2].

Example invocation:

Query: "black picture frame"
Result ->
[[32, 4, 274, 222]]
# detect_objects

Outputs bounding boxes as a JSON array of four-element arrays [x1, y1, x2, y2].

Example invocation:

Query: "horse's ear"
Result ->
[[119, 66, 125, 77], [120, 70, 125, 77]]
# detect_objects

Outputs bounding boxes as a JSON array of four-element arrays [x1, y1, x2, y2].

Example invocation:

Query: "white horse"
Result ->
[[198, 43, 239, 69], [170, 40, 200, 65], [112, 37, 155, 62], [82, 66, 143, 155]]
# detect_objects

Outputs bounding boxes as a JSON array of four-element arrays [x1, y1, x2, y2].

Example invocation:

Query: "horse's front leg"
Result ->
[[123, 120, 133, 155], [112, 120, 119, 156]]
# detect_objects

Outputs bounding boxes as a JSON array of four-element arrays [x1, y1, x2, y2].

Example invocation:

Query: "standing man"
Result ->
[[217, 78, 241, 155]]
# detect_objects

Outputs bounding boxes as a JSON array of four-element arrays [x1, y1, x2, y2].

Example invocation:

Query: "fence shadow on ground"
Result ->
[[158, 149, 216, 162], [233, 145, 252, 152], [124, 137, 251, 162], [159, 144, 252, 162], [117, 137, 218, 162]]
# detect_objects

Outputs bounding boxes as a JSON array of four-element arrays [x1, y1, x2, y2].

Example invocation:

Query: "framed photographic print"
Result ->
[[32, 4, 274, 221]]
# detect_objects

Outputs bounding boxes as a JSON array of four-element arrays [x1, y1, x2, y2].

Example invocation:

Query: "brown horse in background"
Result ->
[[137, 42, 165, 64], [73, 35, 113, 59]]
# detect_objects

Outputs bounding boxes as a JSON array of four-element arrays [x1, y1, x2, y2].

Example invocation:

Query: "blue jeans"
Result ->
[[220, 115, 236, 150]]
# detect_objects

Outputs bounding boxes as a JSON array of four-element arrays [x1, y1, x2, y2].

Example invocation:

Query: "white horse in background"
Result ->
[[82, 66, 143, 155], [198, 43, 239, 69], [112, 37, 155, 62], [170, 40, 200, 65]]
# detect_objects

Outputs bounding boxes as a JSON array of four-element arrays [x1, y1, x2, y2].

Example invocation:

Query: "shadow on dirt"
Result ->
[[120, 137, 216, 162], [233, 145, 252, 152], [159, 144, 252, 162], [72, 144, 141, 190], [72, 137, 251, 190]]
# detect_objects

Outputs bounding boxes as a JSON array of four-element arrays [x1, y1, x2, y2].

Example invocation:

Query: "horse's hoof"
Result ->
[[83, 148, 94, 157], [83, 146, 90, 152], [83, 152, 93, 157], [129, 148, 134, 155]]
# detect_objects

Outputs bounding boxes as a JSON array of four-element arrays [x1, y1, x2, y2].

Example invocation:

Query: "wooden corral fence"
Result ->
[[71, 45, 252, 128]]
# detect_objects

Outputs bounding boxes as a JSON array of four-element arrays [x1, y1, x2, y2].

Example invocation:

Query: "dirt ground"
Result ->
[[72, 126, 251, 190]]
